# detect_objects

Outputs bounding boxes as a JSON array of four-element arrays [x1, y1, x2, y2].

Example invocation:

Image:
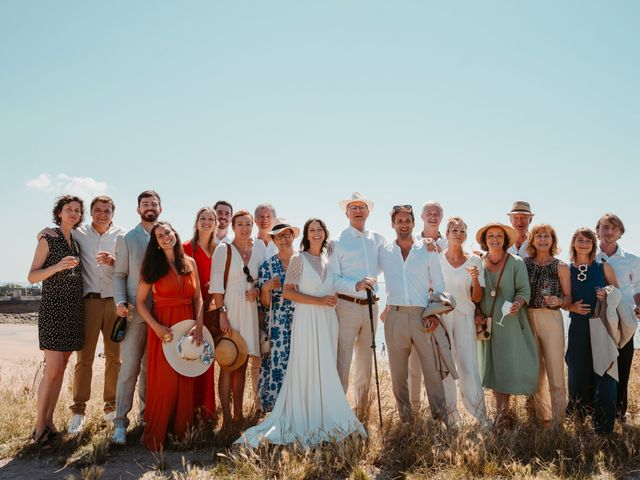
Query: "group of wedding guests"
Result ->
[[28, 191, 640, 451]]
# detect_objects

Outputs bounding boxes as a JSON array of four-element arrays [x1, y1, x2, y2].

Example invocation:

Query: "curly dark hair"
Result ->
[[141, 221, 192, 284], [52, 195, 84, 228], [300, 218, 329, 254]]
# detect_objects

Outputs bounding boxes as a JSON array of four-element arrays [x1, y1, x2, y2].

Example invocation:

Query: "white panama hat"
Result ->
[[338, 192, 374, 213]]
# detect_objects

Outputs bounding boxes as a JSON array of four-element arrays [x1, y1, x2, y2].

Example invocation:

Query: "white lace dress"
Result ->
[[236, 251, 366, 447]]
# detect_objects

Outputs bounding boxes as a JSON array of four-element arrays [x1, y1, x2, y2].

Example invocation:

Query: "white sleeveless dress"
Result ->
[[236, 252, 366, 447]]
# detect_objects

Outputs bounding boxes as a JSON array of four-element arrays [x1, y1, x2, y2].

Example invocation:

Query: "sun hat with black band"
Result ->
[[214, 329, 249, 371], [268, 218, 300, 239], [507, 201, 534, 216]]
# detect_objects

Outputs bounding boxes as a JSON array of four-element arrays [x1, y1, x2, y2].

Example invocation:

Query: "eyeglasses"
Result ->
[[274, 232, 293, 241], [392, 205, 413, 212], [243, 265, 255, 284], [347, 205, 368, 211]]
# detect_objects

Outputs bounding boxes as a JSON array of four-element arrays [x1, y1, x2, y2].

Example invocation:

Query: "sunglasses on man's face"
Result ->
[[243, 265, 255, 284]]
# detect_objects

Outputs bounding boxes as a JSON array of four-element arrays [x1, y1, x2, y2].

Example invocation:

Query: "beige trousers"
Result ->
[[529, 308, 566, 425], [336, 298, 378, 416], [71, 298, 121, 415], [385, 306, 447, 422]]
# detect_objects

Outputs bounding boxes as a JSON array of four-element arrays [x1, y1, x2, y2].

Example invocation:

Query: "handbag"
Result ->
[[203, 243, 232, 338], [260, 260, 277, 355], [476, 255, 509, 341]]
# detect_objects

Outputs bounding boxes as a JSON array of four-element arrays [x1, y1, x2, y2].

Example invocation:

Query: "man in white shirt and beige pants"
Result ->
[[330, 192, 385, 419], [379, 204, 450, 422]]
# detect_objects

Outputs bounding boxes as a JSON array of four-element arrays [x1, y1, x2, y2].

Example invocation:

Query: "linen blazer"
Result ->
[[113, 223, 151, 324]]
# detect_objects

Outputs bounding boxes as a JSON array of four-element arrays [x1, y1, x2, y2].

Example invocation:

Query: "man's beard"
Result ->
[[142, 211, 158, 222]]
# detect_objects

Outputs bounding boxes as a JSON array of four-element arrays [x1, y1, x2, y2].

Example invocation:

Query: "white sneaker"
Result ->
[[103, 411, 115, 423], [112, 426, 126, 445], [68, 414, 85, 434]]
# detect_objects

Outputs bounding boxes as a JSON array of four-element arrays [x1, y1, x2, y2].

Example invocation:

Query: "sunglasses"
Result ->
[[243, 265, 255, 284], [392, 205, 413, 212]]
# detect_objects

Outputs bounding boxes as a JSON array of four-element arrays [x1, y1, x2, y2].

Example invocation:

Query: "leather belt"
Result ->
[[389, 305, 424, 313], [84, 292, 113, 300], [337, 293, 379, 305]]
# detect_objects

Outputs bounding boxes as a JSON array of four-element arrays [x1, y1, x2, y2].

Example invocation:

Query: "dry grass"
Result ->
[[2, 356, 640, 479]]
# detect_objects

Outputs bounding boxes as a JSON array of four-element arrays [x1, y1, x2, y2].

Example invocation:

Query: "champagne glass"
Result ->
[[69, 256, 81, 276], [541, 283, 551, 305]]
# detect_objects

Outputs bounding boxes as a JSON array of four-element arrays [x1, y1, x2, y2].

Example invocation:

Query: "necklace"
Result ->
[[234, 241, 251, 263], [576, 263, 589, 282]]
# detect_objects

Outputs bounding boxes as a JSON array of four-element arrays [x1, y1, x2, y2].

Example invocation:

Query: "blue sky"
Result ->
[[1, 1, 638, 282]]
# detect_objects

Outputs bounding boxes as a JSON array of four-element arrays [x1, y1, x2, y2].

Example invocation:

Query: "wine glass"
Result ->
[[69, 256, 81, 276], [541, 283, 551, 305]]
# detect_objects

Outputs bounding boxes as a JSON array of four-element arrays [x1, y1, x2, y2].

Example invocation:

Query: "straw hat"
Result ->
[[214, 329, 248, 371], [476, 222, 518, 249], [507, 201, 534, 216], [423, 292, 456, 317], [338, 192, 374, 213], [162, 320, 215, 377], [268, 218, 300, 239]]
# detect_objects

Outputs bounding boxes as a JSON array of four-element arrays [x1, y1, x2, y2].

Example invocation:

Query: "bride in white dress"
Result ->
[[236, 218, 366, 448]]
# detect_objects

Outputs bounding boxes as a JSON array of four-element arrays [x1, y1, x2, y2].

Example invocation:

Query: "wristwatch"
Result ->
[[219, 305, 228, 314]]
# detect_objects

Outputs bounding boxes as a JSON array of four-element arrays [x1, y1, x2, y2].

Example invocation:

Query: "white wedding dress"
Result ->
[[236, 252, 366, 448]]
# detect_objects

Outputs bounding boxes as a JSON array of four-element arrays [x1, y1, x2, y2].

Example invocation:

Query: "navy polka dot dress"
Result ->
[[38, 228, 84, 351]]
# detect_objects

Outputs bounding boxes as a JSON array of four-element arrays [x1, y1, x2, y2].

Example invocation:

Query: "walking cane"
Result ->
[[367, 289, 383, 430]]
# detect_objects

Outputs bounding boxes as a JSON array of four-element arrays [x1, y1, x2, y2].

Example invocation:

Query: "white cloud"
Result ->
[[25, 173, 110, 200]]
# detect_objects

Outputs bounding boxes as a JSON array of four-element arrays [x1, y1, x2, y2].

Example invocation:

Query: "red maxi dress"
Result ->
[[144, 269, 197, 451], [183, 242, 216, 420]]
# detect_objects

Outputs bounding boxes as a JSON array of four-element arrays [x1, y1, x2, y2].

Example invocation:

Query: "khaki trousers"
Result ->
[[336, 298, 378, 416], [71, 298, 121, 415], [114, 317, 147, 429], [529, 308, 566, 425], [385, 306, 447, 422]]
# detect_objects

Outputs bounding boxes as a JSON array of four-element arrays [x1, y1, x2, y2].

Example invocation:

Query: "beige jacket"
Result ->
[[589, 286, 638, 381]]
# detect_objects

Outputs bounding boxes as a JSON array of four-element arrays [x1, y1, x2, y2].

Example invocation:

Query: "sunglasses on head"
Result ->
[[243, 265, 255, 284], [392, 205, 413, 212]]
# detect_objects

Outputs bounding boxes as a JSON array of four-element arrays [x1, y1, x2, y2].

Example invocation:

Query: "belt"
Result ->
[[84, 292, 113, 300], [337, 293, 379, 305], [389, 305, 424, 313]]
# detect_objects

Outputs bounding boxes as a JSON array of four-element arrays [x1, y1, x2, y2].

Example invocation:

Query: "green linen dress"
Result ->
[[479, 254, 539, 394]]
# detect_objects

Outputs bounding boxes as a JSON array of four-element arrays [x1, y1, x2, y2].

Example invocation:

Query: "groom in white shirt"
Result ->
[[379, 205, 450, 422], [329, 192, 385, 419]]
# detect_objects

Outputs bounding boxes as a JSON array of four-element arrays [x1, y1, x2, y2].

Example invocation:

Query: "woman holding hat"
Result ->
[[210, 210, 264, 426], [476, 222, 539, 426], [257, 220, 298, 412], [136, 221, 205, 451], [236, 218, 365, 447], [524, 224, 571, 427], [183, 207, 217, 421]]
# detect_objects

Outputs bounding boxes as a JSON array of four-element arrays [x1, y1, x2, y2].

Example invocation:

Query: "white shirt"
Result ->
[[329, 226, 386, 298], [597, 245, 640, 306], [508, 240, 530, 258], [73, 223, 126, 297], [440, 254, 485, 316], [379, 240, 446, 307], [216, 231, 234, 244], [252, 235, 279, 261], [414, 232, 448, 252]]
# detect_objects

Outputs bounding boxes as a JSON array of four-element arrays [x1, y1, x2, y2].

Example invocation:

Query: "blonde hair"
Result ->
[[526, 223, 559, 258], [445, 216, 467, 235]]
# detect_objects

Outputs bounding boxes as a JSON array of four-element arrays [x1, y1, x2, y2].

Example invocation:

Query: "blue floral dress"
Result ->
[[258, 255, 295, 411]]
